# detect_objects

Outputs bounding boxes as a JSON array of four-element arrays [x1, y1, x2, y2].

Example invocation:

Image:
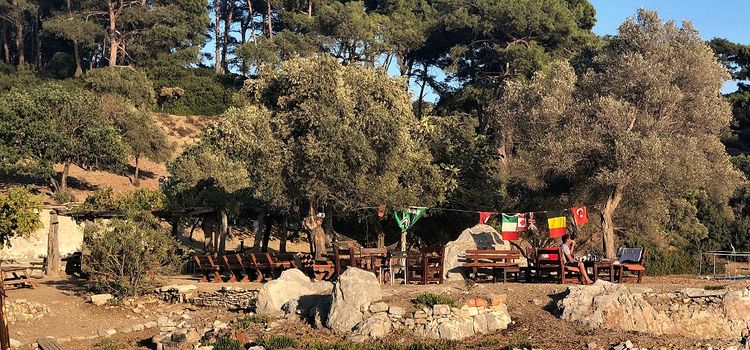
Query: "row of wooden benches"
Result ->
[[193, 252, 327, 283], [461, 247, 646, 284]]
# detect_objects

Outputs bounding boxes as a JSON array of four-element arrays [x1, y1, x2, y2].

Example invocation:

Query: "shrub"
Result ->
[[81, 216, 181, 296], [645, 247, 701, 276], [256, 335, 298, 350], [234, 314, 271, 329], [214, 337, 243, 350], [91, 340, 122, 350], [147, 65, 242, 116], [83, 67, 156, 109], [407, 341, 458, 350], [412, 293, 458, 308], [0, 187, 42, 247]]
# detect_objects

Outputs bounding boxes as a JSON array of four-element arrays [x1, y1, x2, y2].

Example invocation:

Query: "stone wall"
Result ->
[[156, 285, 258, 310], [5, 299, 50, 324], [558, 281, 750, 340], [0, 210, 84, 262]]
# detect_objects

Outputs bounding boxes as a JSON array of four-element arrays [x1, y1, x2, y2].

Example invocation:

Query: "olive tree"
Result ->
[[491, 10, 743, 258]]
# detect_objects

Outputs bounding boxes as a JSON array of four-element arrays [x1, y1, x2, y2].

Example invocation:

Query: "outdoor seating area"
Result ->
[[191, 244, 647, 285]]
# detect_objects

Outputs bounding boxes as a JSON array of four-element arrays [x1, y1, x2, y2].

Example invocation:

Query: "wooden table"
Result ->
[[583, 261, 616, 282], [1, 265, 40, 289]]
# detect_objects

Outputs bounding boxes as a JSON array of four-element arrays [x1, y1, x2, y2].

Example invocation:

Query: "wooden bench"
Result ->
[[462, 249, 521, 282], [37, 337, 62, 350], [193, 255, 223, 283], [2, 266, 38, 289], [221, 254, 249, 282], [533, 247, 563, 283]]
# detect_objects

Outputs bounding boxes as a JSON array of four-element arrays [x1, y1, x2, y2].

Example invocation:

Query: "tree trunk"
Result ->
[[13, 19, 23, 66], [46, 211, 61, 278], [34, 13, 40, 68], [253, 210, 265, 249], [265, 0, 272, 39], [64, 0, 83, 76], [218, 210, 228, 255], [307, 0, 312, 16], [107, 0, 118, 66], [302, 201, 327, 260], [221, 0, 233, 73], [261, 216, 272, 252], [60, 162, 71, 193], [213, 0, 222, 73], [246, 0, 256, 44], [279, 215, 288, 253], [202, 214, 214, 254], [1, 21, 9, 65], [416, 66, 428, 119], [600, 185, 624, 259]]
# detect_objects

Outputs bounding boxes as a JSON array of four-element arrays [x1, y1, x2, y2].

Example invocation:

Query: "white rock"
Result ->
[[256, 269, 333, 317], [9, 339, 20, 348], [89, 294, 114, 306], [326, 268, 382, 332]]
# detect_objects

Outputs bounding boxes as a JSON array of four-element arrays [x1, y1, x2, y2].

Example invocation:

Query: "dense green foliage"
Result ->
[[78, 188, 176, 296], [0, 187, 42, 247], [412, 293, 458, 308], [83, 67, 156, 109]]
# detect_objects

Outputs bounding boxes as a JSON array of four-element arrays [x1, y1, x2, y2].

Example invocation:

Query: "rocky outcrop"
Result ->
[[6, 299, 50, 323], [326, 267, 382, 332], [558, 280, 750, 340], [443, 224, 527, 280], [256, 269, 333, 317]]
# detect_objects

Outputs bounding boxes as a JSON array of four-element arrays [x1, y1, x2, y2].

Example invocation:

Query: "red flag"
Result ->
[[573, 206, 589, 226], [479, 212, 494, 224], [517, 213, 526, 232], [378, 203, 386, 218]]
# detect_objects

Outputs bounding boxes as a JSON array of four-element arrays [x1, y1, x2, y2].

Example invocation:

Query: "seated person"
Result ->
[[561, 234, 592, 284]]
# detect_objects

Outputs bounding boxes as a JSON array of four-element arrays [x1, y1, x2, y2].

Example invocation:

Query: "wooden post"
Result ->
[[218, 210, 228, 256], [0, 264, 9, 350], [46, 211, 60, 278]]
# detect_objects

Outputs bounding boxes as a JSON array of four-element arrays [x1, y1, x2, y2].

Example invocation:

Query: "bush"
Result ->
[[412, 293, 458, 308], [0, 187, 42, 247], [83, 67, 156, 109], [256, 335, 298, 350], [214, 337, 243, 350], [147, 65, 242, 116], [91, 340, 122, 350], [81, 216, 181, 296], [234, 314, 271, 329], [645, 247, 701, 276]]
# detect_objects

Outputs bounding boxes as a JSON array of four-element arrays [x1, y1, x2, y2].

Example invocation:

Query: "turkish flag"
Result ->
[[573, 206, 589, 226]]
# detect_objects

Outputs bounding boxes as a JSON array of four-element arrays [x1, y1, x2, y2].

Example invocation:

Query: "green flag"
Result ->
[[394, 207, 427, 232]]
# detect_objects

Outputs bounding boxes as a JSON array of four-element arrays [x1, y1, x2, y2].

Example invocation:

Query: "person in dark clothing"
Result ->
[[561, 234, 591, 284]]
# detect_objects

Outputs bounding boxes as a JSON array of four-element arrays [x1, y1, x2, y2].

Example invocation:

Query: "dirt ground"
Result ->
[[6, 274, 748, 350]]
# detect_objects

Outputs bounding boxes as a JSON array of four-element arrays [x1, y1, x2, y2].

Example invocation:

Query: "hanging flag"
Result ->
[[547, 210, 567, 238], [378, 203, 387, 218], [394, 207, 427, 232], [527, 212, 537, 231], [501, 214, 520, 240], [479, 212, 495, 224], [572, 206, 589, 226], [517, 213, 527, 232]]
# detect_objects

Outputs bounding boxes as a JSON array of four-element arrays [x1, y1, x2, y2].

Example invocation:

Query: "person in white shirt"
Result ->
[[561, 234, 591, 284]]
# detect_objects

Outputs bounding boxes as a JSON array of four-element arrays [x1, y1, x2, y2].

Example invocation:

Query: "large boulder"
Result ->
[[443, 224, 527, 280], [256, 269, 333, 317], [326, 267, 382, 332], [558, 280, 750, 340]]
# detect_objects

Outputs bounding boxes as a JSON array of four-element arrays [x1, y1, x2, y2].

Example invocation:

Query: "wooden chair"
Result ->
[[193, 255, 223, 283], [359, 247, 388, 284], [221, 254, 249, 282], [246, 253, 278, 282], [333, 244, 358, 279], [386, 251, 408, 285], [407, 246, 445, 285], [616, 248, 646, 283], [462, 249, 521, 282]]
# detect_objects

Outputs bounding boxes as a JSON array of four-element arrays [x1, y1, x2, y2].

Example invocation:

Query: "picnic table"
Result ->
[[583, 260, 616, 282], [2, 265, 43, 289]]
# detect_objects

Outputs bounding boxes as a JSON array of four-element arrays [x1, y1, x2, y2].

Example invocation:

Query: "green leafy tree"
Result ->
[[43, 0, 103, 76], [0, 83, 127, 195], [99, 94, 173, 182], [83, 67, 156, 109], [171, 57, 447, 258], [0, 187, 42, 247], [709, 38, 750, 155], [491, 10, 743, 258]]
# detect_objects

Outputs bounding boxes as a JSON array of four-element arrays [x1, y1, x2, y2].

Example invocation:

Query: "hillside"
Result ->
[[45, 113, 212, 201]]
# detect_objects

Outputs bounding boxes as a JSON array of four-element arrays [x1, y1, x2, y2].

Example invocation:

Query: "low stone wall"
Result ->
[[350, 296, 512, 341], [6, 299, 50, 323], [558, 281, 750, 340], [155, 285, 258, 310]]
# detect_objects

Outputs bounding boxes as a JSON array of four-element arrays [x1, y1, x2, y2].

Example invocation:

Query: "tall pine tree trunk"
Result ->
[[107, 0, 118, 66], [213, 0, 222, 73], [266, 0, 272, 39], [600, 184, 624, 259], [12, 3, 24, 66], [65, 0, 83, 76], [34, 13, 40, 68], [2, 21, 9, 64], [246, 0, 256, 44], [221, 0, 233, 73]]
